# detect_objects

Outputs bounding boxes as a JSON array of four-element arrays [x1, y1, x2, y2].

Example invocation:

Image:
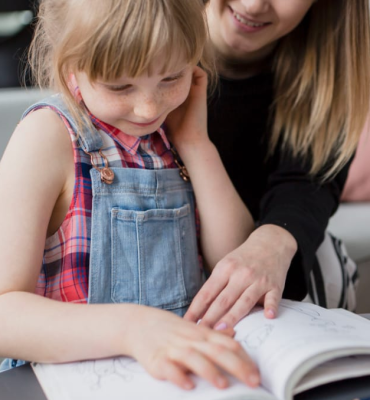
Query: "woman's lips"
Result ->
[[229, 7, 271, 32]]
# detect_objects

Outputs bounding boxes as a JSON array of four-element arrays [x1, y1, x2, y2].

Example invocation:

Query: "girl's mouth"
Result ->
[[129, 116, 161, 127]]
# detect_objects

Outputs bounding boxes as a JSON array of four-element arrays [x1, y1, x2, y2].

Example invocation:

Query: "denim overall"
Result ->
[[0, 94, 204, 372]]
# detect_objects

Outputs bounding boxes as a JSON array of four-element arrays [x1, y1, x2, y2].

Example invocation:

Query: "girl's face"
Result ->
[[207, 0, 315, 61], [75, 62, 193, 137]]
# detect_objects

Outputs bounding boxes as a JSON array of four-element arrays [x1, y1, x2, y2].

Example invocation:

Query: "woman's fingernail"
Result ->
[[183, 380, 194, 390], [266, 309, 275, 318], [214, 322, 227, 331], [248, 373, 260, 386], [216, 376, 228, 388]]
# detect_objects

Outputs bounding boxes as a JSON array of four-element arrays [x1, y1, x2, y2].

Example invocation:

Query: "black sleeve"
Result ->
[[258, 152, 352, 298], [207, 73, 353, 299]]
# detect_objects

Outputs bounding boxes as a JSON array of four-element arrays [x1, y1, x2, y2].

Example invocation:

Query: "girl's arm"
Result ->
[[167, 69, 296, 330], [0, 109, 259, 389], [167, 67, 254, 268], [0, 291, 260, 389]]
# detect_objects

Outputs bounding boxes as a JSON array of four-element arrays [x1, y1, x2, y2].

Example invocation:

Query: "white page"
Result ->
[[233, 300, 370, 400], [331, 308, 370, 324], [33, 358, 276, 400], [32, 300, 370, 400]]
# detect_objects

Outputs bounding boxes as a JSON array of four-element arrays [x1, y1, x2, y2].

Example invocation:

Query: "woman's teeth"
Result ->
[[233, 11, 266, 27]]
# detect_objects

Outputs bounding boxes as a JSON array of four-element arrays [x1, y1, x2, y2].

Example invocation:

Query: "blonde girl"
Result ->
[[0, 0, 259, 390], [185, 0, 370, 329]]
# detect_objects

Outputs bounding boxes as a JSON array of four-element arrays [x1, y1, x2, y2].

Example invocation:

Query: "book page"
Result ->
[[233, 300, 370, 400], [32, 358, 276, 400], [331, 308, 370, 324], [32, 300, 370, 400], [294, 354, 370, 394]]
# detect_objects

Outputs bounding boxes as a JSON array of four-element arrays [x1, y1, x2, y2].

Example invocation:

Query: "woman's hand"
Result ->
[[165, 65, 209, 150], [127, 306, 260, 391], [184, 225, 298, 329]]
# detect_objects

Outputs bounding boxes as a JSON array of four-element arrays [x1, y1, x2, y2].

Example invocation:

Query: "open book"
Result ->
[[32, 300, 370, 400]]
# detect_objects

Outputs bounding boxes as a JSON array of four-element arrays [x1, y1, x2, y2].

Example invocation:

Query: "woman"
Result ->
[[184, 0, 370, 329]]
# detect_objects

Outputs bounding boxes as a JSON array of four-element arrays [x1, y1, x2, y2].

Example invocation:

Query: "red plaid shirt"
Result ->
[[32, 103, 199, 303]]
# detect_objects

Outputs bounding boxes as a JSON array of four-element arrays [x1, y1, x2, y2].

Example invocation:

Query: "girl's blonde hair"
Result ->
[[272, 0, 370, 180], [29, 0, 214, 129]]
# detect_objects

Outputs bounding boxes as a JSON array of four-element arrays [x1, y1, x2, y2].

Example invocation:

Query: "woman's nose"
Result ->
[[240, 0, 270, 15]]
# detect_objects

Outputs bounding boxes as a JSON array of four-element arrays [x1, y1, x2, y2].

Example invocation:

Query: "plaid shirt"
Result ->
[[34, 104, 198, 303]]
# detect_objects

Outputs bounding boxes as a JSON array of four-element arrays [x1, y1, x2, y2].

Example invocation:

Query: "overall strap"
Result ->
[[21, 93, 103, 152]]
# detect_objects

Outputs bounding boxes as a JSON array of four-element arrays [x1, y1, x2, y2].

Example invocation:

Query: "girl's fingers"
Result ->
[[168, 347, 229, 389], [192, 65, 207, 85], [190, 325, 260, 387], [165, 363, 195, 391], [157, 360, 195, 390], [191, 339, 260, 388], [142, 315, 260, 390], [217, 326, 235, 338]]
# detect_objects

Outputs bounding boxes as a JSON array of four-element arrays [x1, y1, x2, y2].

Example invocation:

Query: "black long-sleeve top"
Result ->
[[207, 73, 351, 300]]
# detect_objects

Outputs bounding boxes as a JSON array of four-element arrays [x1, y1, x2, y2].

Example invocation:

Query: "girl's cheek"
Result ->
[[170, 81, 193, 107]]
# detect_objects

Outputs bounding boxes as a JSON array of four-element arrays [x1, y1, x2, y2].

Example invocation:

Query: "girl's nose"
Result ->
[[133, 97, 160, 121]]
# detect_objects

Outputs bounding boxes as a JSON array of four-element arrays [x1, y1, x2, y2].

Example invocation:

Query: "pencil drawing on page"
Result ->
[[73, 357, 145, 390], [279, 303, 355, 333], [239, 324, 274, 350]]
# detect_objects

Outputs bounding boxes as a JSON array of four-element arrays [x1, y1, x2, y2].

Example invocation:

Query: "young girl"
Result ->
[[0, 0, 260, 390]]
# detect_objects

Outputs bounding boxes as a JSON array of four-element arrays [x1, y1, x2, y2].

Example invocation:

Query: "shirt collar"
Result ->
[[91, 116, 171, 155]]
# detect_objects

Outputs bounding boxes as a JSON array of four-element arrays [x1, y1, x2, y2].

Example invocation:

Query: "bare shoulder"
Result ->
[[0, 108, 75, 294], [3, 107, 73, 169], [1, 107, 75, 197]]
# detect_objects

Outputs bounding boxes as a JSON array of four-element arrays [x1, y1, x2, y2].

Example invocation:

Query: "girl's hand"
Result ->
[[184, 225, 298, 329], [165, 66, 209, 150], [127, 306, 260, 391]]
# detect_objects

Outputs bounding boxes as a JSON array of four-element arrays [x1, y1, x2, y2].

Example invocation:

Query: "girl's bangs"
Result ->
[[81, 5, 205, 81]]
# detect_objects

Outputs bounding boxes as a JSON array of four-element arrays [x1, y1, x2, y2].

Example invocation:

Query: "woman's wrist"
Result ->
[[251, 224, 298, 261]]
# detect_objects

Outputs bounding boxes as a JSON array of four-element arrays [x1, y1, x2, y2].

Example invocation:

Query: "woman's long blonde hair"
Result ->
[[272, 0, 370, 180], [28, 0, 214, 131]]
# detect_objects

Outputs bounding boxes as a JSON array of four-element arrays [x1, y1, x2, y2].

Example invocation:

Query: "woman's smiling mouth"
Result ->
[[229, 6, 271, 31]]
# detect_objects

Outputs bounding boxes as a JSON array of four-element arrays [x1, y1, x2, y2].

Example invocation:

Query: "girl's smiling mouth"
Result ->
[[128, 116, 161, 127]]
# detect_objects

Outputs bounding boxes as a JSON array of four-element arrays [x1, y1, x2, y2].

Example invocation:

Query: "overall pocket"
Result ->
[[111, 203, 202, 309]]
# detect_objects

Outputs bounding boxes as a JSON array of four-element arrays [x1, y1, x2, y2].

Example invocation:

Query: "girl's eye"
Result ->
[[108, 84, 132, 92], [162, 73, 184, 83]]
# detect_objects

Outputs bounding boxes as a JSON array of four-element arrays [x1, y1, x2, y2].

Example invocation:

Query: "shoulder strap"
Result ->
[[21, 93, 103, 152]]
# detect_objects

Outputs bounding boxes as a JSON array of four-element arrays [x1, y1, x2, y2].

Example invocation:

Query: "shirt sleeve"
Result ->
[[258, 152, 352, 273]]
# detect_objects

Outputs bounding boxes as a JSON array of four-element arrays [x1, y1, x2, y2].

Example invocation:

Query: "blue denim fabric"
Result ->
[[0, 359, 27, 373], [88, 167, 203, 316], [1, 94, 203, 372]]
